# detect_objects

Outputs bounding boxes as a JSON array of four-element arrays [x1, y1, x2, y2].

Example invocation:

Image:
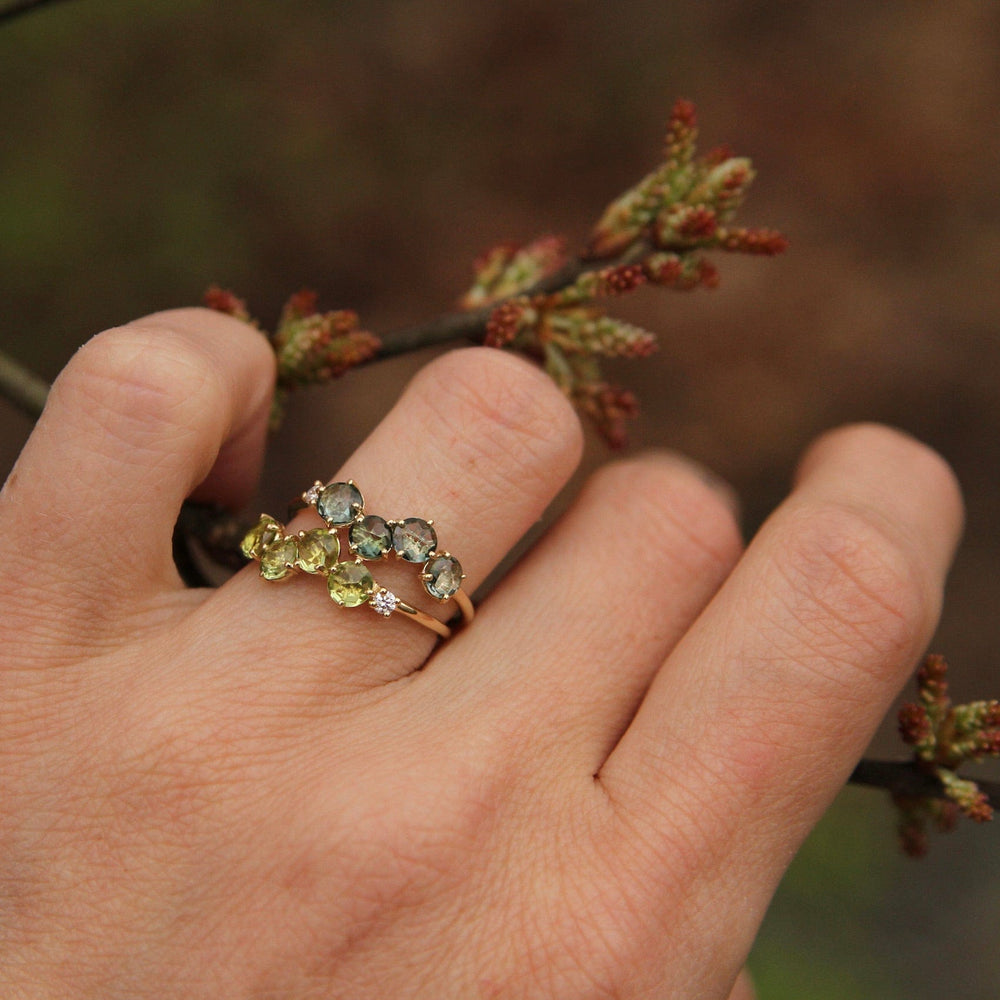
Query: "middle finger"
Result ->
[[424, 452, 743, 771]]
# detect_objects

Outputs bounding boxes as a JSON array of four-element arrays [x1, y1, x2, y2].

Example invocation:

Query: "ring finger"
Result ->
[[209, 346, 584, 690]]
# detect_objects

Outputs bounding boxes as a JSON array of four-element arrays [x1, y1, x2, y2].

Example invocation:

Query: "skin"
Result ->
[[0, 309, 963, 999]]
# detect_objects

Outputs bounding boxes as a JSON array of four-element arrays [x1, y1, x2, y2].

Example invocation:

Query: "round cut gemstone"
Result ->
[[423, 554, 463, 600], [260, 537, 298, 581], [370, 589, 399, 617], [317, 481, 364, 526], [240, 515, 281, 559], [295, 528, 340, 574], [392, 517, 438, 563], [349, 514, 393, 560], [302, 481, 323, 506], [327, 561, 375, 607]]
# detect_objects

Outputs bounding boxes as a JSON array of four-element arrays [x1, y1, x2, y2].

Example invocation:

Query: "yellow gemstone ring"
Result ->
[[240, 480, 474, 639]]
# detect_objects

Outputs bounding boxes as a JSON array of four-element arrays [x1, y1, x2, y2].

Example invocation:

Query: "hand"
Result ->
[[0, 309, 962, 999]]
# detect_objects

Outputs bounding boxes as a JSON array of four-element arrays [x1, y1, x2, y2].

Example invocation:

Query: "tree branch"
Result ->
[[850, 757, 1000, 809], [0, 0, 77, 26], [0, 245, 641, 421], [376, 239, 654, 367], [375, 243, 645, 360], [0, 349, 49, 419], [377, 305, 493, 359]]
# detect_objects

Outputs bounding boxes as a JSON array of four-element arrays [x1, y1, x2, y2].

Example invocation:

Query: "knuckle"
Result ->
[[773, 501, 935, 671], [597, 456, 743, 575], [409, 347, 582, 489], [58, 323, 225, 443]]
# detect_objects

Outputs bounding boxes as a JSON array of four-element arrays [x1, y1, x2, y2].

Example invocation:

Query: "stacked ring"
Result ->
[[240, 480, 474, 639]]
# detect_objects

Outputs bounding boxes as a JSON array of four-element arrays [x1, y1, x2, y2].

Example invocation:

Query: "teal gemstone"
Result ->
[[424, 554, 463, 600], [392, 517, 437, 563], [317, 481, 363, 525], [349, 514, 392, 560]]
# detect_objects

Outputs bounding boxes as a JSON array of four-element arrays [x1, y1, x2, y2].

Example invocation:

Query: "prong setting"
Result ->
[[244, 482, 472, 632]]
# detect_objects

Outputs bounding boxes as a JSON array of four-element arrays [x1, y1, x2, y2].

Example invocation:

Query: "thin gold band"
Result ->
[[392, 590, 475, 639]]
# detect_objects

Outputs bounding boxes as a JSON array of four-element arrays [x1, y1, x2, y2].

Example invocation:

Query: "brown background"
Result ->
[[1, 2, 998, 996]]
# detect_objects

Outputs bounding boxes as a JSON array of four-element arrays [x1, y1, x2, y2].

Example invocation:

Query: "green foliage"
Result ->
[[750, 790, 904, 1000]]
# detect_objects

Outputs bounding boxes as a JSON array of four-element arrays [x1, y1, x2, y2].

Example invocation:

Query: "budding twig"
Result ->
[[0, 0, 77, 26], [850, 758, 1000, 809], [376, 242, 647, 360]]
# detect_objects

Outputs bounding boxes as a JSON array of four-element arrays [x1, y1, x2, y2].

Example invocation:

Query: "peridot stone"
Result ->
[[260, 537, 298, 580], [240, 515, 281, 560], [295, 528, 340, 573], [327, 561, 375, 607]]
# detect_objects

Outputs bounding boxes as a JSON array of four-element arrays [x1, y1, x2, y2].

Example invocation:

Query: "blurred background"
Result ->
[[2, 1, 998, 995]]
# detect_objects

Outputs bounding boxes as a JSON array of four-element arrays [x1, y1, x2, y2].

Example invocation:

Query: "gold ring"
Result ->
[[240, 480, 474, 639]]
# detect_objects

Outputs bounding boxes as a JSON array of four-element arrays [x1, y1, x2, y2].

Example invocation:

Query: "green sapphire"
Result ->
[[317, 481, 364, 526], [423, 554, 463, 600], [392, 517, 437, 563], [349, 514, 393, 560]]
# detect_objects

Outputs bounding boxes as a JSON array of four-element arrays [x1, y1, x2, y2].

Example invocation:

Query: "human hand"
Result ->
[[0, 310, 962, 998]]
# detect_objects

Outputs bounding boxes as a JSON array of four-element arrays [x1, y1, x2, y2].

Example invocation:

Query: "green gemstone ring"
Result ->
[[240, 480, 474, 640]]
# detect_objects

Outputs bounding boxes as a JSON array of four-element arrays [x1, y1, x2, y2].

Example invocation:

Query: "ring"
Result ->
[[240, 480, 474, 639]]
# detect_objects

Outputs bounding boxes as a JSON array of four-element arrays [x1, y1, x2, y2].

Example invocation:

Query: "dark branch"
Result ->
[[850, 757, 1000, 809], [377, 241, 651, 359], [0, 350, 49, 419], [0, 245, 638, 418], [0, 0, 77, 26]]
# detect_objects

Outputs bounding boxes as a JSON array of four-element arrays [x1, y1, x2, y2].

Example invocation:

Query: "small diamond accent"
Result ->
[[370, 589, 399, 617], [303, 482, 323, 506]]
